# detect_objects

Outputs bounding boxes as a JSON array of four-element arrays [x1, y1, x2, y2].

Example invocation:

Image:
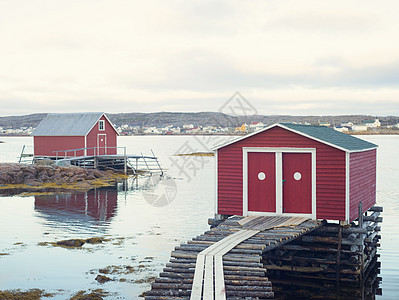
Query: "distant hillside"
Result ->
[[1, 112, 398, 129], [109, 112, 235, 127], [0, 113, 48, 128], [108, 113, 399, 127]]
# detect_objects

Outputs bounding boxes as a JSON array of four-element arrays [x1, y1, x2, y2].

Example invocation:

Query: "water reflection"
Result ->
[[34, 188, 118, 229], [33, 175, 169, 229], [118, 174, 167, 191]]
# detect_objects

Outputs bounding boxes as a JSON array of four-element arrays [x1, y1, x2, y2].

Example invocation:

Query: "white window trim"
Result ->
[[242, 147, 316, 219], [99, 120, 105, 131]]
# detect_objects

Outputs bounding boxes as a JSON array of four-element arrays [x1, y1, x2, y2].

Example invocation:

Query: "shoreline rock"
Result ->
[[0, 163, 128, 195]]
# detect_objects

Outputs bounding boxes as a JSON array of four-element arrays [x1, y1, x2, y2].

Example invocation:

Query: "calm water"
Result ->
[[0, 135, 398, 299]]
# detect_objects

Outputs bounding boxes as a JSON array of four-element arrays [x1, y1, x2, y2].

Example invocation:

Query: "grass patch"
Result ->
[[38, 237, 110, 249], [0, 289, 54, 299], [70, 289, 109, 300], [0, 172, 129, 195], [175, 152, 214, 156], [98, 264, 148, 275], [134, 276, 157, 284]]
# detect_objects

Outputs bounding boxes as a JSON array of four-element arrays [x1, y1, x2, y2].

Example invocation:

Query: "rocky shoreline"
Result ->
[[0, 163, 127, 195]]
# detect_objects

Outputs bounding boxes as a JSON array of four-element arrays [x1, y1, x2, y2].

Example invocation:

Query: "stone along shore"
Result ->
[[0, 163, 127, 193]]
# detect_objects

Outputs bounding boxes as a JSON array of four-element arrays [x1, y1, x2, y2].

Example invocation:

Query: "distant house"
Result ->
[[334, 126, 349, 133], [352, 119, 380, 132], [31, 112, 119, 157], [183, 124, 194, 129], [143, 127, 160, 134], [352, 124, 369, 132], [249, 122, 265, 131], [363, 119, 381, 128], [191, 127, 200, 133], [318, 122, 331, 127], [235, 123, 248, 132], [341, 122, 354, 128]]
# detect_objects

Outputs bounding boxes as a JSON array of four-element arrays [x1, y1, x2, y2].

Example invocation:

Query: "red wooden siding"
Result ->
[[248, 152, 276, 212], [34, 136, 85, 157], [86, 115, 117, 155], [218, 126, 346, 220], [282, 153, 312, 214], [349, 149, 377, 222]]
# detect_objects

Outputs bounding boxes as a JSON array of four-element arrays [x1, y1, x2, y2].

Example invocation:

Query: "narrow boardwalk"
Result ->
[[145, 216, 322, 299]]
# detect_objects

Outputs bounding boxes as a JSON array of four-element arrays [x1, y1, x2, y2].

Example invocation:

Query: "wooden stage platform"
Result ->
[[53, 154, 162, 174], [145, 216, 322, 299], [19, 145, 163, 175]]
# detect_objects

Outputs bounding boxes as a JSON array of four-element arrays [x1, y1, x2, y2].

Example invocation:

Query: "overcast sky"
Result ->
[[1, 0, 399, 117]]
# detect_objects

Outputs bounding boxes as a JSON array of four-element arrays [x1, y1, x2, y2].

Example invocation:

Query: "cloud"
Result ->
[[265, 12, 377, 34], [1, 1, 399, 116]]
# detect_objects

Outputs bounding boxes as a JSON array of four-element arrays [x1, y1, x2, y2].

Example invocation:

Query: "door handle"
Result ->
[[282, 179, 286, 184]]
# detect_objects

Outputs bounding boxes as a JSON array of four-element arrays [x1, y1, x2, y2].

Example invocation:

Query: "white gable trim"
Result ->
[[85, 113, 120, 137], [212, 123, 376, 153]]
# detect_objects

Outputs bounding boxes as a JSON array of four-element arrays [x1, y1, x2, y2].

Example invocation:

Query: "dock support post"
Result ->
[[19, 145, 25, 163], [124, 147, 127, 175], [215, 214, 229, 221], [336, 225, 342, 291], [359, 201, 365, 298], [359, 201, 363, 228], [151, 149, 163, 175], [141, 153, 151, 175]]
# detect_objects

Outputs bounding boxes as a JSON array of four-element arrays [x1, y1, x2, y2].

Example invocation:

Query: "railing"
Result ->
[[51, 147, 162, 176], [53, 146, 128, 174], [53, 146, 127, 159], [18, 145, 35, 163]]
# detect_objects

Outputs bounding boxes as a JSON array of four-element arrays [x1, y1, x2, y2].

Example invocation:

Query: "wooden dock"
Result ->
[[52, 154, 162, 174], [145, 216, 322, 299], [19, 145, 164, 175]]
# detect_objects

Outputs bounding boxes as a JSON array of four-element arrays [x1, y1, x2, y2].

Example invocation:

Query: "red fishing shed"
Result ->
[[32, 112, 119, 157], [213, 123, 378, 223]]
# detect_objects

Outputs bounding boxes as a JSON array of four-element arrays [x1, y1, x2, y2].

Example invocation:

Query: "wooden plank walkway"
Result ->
[[145, 216, 322, 299]]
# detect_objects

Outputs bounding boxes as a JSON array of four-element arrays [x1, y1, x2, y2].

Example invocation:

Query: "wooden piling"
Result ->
[[262, 205, 382, 299]]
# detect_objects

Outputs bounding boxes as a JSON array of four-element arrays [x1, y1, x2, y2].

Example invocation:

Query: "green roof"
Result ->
[[281, 123, 377, 151]]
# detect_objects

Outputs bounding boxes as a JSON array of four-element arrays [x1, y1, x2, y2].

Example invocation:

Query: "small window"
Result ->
[[99, 120, 105, 131]]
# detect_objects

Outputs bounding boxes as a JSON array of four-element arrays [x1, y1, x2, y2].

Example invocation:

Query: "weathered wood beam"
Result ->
[[264, 264, 361, 275], [299, 235, 364, 246], [317, 226, 368, 234], [145, 296, 186, 300], [277, 244, 362, 255], [225, 291, 274, 298], [145, 290, 191, 296], [369, 206, 383, 212], [363, 211, 380, 222], [225, 285, 272, 292]]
